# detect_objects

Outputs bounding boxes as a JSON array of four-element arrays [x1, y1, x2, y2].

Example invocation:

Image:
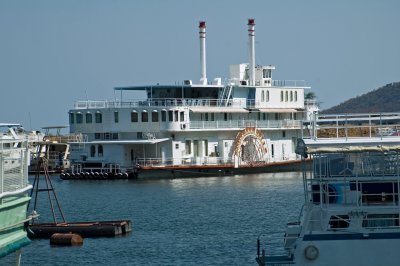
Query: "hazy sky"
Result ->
[[1, 0, 399, 131]]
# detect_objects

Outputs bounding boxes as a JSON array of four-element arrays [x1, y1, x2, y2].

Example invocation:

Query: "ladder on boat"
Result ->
[[218, 85, 233, 106]]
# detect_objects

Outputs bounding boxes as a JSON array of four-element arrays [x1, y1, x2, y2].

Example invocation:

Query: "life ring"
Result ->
[[304, 245, 319, 260]]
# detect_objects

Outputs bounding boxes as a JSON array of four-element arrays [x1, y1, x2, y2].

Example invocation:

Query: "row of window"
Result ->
[[70, 110, 185, 124], [280, 90, 298, 102], [70, 110, 298, 125]]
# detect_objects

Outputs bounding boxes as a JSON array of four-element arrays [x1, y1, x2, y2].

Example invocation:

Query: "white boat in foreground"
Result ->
[[257, 114, 400, 265], [0, 126, 33, 263]]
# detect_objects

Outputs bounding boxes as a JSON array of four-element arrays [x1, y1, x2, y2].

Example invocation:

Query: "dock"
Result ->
[[28, 220, 132, 239]]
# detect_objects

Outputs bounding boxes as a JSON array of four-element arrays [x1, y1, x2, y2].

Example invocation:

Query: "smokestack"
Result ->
[[199, 21, 207, 85], [248, 18, 255, 86]]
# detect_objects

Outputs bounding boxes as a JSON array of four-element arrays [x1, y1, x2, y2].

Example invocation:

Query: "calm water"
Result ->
[[4, 172, 304, 265]]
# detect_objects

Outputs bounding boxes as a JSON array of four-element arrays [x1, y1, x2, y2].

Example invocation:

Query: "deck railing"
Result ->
[[188, 119, 302, 130], [0, 140, 30, 196]]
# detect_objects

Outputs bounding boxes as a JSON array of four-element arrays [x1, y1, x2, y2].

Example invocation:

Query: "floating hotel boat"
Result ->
[[0, 125, 33, 262], [64, 19, 318, 180], [256, 113, 400, 265]]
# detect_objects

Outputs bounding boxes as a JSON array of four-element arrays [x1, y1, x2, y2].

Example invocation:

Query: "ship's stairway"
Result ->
[[218, 85, 232, 106]]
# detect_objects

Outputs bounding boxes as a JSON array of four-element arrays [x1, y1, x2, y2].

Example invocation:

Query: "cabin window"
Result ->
[[271, 144, 274, 157], [98, 145, 103, 157], [210, 113, 215, 121], [161, 111, 167, 122], [261, 90, 265, 102], [90, 145, 96, 157], [168, 111, 173, 122], [95, 112, 102, 123], [263, 113, 266, 120], [69, 113, 75, 124], [76, 113, 83, 124], [329, 215, 350, 229], [86, 113, 92, 123], [266, 90, 270, 102], [280, 91, 284, 102], [224, 113, 228, 121], [94, 133, 101, 139], [142, 111, 148, 122], [175, 143, 179, 149], [290, 91, 293, 102], [131, 111, 138, 122], [282, 131, 286, 138], [204, 113, 209, 121], [137, 132, 142, 139], [185, 140, 191, 155], [114, 111, 119, 123], [285, 91, 288, 102], [295, 91, 298, 101], [275, 113, 279, 120], [363, 214, 399, 228], [180, 111, 185, 122], [174, 111, 179, 122], [152, 111, 159, 122]]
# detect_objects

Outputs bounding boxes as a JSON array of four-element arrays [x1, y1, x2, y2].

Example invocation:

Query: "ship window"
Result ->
[[94, 133, 101, 139], [90, 145, 96, 157], [271, 144, 274, 157], [266, 90, 270, 102], [180, 111, 185, 122], [114, 111, 119, 123], [290, 91, 293, 102], [275, 113, 279, 120], [295, 91, 298, 101], [282, 131, 286, 138], [185, 140, 191, 155], [175, 143, 179, 149], [131, 111, 138, 122], [174, 111, 179, 122], [76, 113, 83, 124], [137, 132, 142, 139], [69, 113, 75, 124], [161, 110, 167, 122], [86, 113, 92, 124], [168, 111, 173, 122], [205, 113, 209, 121], [152, 111, 159, 122], [285, 91, 288, 102], [142, 111, 148, 122], [95, 112, 102, 123], [98, 145, 103, 157], [263, 113, 266, 120], [329, 215, 350, 229], [224, 113, 228, 121], [210, 113, 214, 121], [261, 90, 265, 102], [363, 214, 399, 228], [280, 91, 283, 102]]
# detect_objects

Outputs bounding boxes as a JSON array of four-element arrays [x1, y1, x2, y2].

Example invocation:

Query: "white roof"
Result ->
[[69, 138, 170, 145]]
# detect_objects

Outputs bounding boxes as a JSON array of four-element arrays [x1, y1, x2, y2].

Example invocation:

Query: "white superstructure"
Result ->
[[257, 114, 400, 266], [67, 19, 316, 178]]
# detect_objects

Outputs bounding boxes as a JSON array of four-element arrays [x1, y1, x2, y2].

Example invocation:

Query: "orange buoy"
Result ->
[[50, 233, 83, 246]]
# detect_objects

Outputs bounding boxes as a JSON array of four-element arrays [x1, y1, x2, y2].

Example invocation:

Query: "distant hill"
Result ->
[[322, 82, 400, 114]]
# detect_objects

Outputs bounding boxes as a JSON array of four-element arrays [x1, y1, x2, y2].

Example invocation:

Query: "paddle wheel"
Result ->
[[233, 127, 268, 165]]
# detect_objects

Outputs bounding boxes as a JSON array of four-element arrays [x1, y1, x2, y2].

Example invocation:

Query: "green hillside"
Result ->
[[322, 82, 400, 114]]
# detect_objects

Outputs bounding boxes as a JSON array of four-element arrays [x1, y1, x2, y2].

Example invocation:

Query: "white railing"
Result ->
[[188, 119, 302, 130], [0, 140, 29, 197]]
